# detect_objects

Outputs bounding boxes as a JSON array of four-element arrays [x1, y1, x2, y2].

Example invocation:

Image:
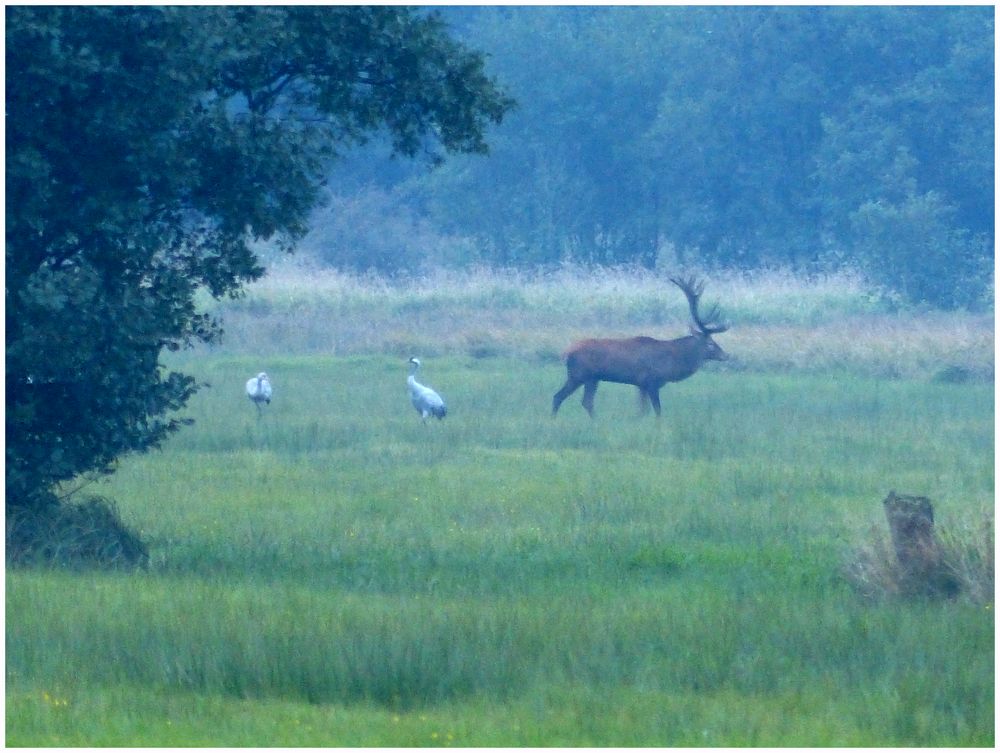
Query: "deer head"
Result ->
[[669, 276, 729, 361]]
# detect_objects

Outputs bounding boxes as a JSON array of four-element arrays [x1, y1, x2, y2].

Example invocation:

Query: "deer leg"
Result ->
[[637, 387, 651, 416], [581, 380, 599, 417], [647, 388, 662, 417], [552, 378, 582, 416]]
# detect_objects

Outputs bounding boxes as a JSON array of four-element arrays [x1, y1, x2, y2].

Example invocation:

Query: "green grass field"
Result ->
[[6, 268, 994, 746]]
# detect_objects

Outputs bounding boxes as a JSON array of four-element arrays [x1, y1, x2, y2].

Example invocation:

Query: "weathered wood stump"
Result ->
[[883, 491, 959, 597]]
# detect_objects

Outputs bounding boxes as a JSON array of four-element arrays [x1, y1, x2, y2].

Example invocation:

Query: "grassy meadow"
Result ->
[[6, 265, 994, 746]]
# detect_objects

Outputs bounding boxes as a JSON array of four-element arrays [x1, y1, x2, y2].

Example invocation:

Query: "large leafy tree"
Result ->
[[6, 6, 513, 513]]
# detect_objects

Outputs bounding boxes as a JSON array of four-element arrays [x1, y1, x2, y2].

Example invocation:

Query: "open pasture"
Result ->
[[7, 268, 994, 746]]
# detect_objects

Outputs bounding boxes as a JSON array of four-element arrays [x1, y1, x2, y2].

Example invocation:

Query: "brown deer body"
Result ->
[[552, 277, 729, 418]]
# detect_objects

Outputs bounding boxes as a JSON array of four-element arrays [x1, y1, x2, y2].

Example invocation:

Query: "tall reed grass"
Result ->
[[200, 261, 993, 381]]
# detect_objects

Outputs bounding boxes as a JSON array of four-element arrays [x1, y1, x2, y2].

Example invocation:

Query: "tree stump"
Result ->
[[883, 491, 959, 597]]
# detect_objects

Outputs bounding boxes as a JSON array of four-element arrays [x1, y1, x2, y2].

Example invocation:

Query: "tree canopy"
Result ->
[[305, 7, 993, 308], [6, 6, 513, 513]]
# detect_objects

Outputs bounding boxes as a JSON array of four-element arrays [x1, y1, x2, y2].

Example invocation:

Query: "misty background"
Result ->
[[290, 6, 993, 310]]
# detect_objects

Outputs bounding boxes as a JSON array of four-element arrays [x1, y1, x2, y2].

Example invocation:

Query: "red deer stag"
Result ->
[[552, 276, 729, 418]]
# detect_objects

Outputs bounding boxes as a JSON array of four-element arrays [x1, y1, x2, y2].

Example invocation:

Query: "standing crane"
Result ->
[[246, 372, 272, 416], [407, 358, 447, 421]]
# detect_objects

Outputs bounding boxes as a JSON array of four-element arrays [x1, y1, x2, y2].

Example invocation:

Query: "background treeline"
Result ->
[[300, 6, 994, 309]]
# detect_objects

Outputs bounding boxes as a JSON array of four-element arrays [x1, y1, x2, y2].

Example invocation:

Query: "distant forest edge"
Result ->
[[297, 6, 993, 310]]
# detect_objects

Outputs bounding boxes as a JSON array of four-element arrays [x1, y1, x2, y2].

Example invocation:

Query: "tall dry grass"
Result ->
[[199, 261, 993, 382], [845, 506, 994, 604]]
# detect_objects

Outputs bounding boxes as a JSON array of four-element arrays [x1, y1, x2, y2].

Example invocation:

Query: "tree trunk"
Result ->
[[883, 491, 959, 597]]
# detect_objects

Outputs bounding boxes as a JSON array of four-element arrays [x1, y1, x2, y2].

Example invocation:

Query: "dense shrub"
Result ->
[[849, 192, 993, 308], [300, 188, 479, 275], [7, 496, 149, 570]]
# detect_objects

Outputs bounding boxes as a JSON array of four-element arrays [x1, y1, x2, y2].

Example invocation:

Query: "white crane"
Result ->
[[245, 372, 272, 416], [407, 357, 447, 421]]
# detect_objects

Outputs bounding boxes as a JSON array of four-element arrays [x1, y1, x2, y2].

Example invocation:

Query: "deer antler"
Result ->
[[669, 276, 729, 335]]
